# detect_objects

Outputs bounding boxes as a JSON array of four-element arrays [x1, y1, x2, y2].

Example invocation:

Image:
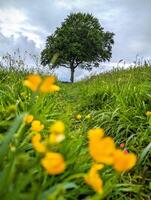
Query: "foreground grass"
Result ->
[[0, 66, 151, 200]]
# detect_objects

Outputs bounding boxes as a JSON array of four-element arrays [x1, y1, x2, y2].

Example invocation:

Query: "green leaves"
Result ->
[[138, 142, 151, 165], [41, 12, 114, 82], [0, 114, 23, 164]]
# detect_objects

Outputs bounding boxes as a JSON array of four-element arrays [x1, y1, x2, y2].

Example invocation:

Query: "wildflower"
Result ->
[[85, 163, 104, 193], [75, 114, 82, 120], [24, 114, 34, 123], [120, 143, 125, 148], [50, 121, 65, 134], [88, 128, 116, 165], [88, 128, 104, 141], [89, 137, 116, 165], [123, 149, 129, 154], [49, 133, 65, 144], [41, 152, 66, 175], [49, 121, 65, 144], [39, 76, 60, 93], [23, 74, 42, 92], [31, 120, 44, 132], [32, 133, 47, 153], [146, 111, 151, 116], [23, 74, 60, 93], [113, 149, 137, 172], [85, 114, 91, 120]]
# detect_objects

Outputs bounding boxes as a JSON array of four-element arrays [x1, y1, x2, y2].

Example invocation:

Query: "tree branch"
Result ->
[[74, 61, 82, 69], [60, 64, 70, 68]]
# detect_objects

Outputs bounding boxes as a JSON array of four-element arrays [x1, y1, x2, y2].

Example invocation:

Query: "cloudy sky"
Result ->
[[0, 0, 151, 81]]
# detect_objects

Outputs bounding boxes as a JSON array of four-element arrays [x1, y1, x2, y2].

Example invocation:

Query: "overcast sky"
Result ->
[[0, 0, 151, 81]]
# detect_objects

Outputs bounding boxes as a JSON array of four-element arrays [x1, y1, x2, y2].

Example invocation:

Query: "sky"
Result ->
[[0, 0, 151, 81]]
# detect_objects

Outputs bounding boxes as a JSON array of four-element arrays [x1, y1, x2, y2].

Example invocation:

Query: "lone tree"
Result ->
[[41, 12, 114, 82]]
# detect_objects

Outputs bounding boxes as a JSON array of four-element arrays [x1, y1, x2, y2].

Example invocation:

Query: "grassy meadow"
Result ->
[[0, 65, 151, 200]]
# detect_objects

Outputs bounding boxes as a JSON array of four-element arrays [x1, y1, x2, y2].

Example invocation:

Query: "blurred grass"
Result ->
[[0, 65, 151, 199]]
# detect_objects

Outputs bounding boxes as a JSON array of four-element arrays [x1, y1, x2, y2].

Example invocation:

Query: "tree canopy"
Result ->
[[41, 12, 114, 82]]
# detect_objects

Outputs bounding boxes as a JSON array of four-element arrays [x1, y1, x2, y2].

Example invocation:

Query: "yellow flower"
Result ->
[[31, 120, 44, 132], [50, 121, 65, 134], [32, 133, 47, 153], [24, 114, 34, 123], [88, 128, 116, 165], [85, 163, 104, 193], [49, 133, 65, 144], [39, 76, 60, 93], [146, 111, 151, 116], [41, 152, 66, 175], [23, 75, 60, 93], [49, 121, 65, 144], [75, 114, 82, 120], [88, 128, 104, 141], [23, 74, 42, 92], [113, 149, 137, 172], [85, 114, 91, 120]]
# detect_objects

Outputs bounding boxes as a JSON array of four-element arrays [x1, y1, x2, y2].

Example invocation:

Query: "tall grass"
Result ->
[[0, 65, 151, 200]]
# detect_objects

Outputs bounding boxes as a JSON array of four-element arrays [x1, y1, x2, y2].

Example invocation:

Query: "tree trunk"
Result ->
[[70, 67, 74, 83]]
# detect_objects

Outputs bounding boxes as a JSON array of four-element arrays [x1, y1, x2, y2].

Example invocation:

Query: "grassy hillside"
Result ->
[[0, 66, 151, 200]]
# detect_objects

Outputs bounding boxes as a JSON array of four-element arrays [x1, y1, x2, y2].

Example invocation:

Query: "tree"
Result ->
[[41, 12, 114, 82]]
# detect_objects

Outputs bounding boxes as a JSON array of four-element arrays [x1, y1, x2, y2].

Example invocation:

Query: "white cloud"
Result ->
[[0, 32, 40, 59], [0, 0, 151, 81], [0, 8, 45, 48]]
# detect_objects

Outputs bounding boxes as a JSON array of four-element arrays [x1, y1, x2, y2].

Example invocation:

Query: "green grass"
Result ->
[[0, 65, 151, 200]]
